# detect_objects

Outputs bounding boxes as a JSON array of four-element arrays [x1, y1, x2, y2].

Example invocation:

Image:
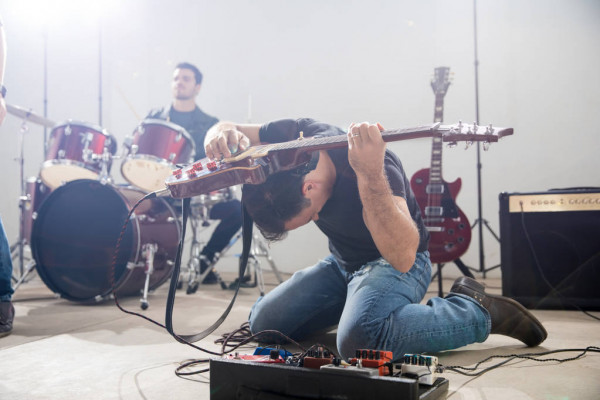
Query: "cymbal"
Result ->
[[7, 104, 56, 128]]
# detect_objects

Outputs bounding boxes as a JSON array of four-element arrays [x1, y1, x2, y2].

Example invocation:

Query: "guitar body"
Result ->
[[411, 168, 471, 264]]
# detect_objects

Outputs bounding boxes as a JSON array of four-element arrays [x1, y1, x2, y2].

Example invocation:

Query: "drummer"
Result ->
[[146, 62, 242, 286]]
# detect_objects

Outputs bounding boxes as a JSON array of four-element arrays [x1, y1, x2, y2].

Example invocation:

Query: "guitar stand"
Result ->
[[431, 257, 474, 297]]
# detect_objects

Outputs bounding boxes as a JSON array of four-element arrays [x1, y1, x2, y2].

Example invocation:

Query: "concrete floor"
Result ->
[[2, 264, 599, 400]]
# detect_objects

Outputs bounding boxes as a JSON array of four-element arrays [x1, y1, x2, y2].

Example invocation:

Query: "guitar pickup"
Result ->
[[425, 206, 444, 216], [426, 227, 444, 233], [426, 184, 444, 194]]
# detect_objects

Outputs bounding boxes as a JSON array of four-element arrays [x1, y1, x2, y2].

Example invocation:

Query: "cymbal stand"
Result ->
[[10, 120, 36, 288], [469, 0, 501, 277]]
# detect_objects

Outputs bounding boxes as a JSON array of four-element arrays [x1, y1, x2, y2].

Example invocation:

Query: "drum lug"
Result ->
[[169, 153, 176, 162], [82, 148, 93, 163], [58, 149, 66, 159], [131, 144, 139, 155], [65, 125, 72, 135], [175, 132, 182, 142], [126, 261, 139, 270]]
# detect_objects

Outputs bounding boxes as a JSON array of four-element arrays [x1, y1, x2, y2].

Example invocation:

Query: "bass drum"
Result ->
[[30, 179, 180, 302]]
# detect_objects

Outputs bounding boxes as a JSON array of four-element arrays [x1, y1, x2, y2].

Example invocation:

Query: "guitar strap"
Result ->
[[165, 196, 254, 344]]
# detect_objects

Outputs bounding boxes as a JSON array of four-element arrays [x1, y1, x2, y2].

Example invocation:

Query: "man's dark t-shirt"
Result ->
[[259, 118, 429, 272]]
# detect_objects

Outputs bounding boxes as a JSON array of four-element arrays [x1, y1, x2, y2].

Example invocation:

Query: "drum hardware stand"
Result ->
[[222, 230, 284, 293], [140, 243, 158, 310], [182, 209, 284, 295], [83, 143, 114, 186], [10, 120, 34, 284], [182, 211, 227, 294]]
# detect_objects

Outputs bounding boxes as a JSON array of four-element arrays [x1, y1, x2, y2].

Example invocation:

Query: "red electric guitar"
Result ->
[[165, 120, 512, 199], [410, 67, 472, 264]]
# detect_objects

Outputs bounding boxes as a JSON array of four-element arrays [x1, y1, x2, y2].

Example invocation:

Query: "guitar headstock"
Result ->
[[438, 121, 513, 150], [431, 67, 452, 97]]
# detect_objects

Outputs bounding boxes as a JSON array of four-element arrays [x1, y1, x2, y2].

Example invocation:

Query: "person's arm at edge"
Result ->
[[0, 17, 7, 126]]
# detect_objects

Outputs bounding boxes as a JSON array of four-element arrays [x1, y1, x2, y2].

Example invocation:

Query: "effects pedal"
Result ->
[[225, 350, 285, 364], [302, 346, 335, 369], [399, 354, 439, 385], [350, 349, 394, 376]]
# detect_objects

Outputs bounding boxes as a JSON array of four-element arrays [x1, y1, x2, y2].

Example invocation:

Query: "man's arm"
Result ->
[[348, 122, 420, 272], [204, 121, 262, 159], [0, 16, 7, 126]]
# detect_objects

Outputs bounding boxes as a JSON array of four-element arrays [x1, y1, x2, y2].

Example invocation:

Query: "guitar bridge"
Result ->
[[425, 206, 444, 217]]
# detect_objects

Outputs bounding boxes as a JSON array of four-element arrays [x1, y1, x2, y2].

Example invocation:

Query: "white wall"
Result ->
[[1, 0, 599, 277]]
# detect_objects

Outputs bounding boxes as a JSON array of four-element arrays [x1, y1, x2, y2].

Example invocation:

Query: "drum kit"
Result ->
[[7, 105, 281, 309]]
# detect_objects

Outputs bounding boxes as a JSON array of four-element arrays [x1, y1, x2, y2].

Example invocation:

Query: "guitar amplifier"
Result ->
[[499, 189, 600, 310]]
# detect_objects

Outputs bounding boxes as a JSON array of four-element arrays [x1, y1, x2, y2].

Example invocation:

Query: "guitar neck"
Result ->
[[429, 93, 446, 186], [250, 124, 439, 159]]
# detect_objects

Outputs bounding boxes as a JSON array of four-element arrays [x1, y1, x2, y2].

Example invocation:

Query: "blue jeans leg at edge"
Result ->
[[0, 216, 14, 302], [249, 255, 348, 342], [337, 251, 490, 360]]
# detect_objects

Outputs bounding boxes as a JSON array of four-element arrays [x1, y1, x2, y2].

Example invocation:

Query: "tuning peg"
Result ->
[[473, 122, 479, 134], [447, 141, 458, 148], [465, 141, 473, 150], [486, 123, 494, 135], [483, 141, 491, 151]]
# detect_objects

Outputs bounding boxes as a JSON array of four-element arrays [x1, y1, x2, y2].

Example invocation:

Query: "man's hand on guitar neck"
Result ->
[[204, 122, 261, 160]]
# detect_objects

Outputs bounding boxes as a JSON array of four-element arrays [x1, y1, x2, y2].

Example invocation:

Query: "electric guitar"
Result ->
[[410, 67, 472, 264], [165, 122, 512, 199]]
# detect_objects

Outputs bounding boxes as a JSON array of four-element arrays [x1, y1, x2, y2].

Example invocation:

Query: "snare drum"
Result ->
[[30, 179, 180, 302], [41, 121, 117, 189], [190, 188, 234, 219], [121, 119, 195, 192]]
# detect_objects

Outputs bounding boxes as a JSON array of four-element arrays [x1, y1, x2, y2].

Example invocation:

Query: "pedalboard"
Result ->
[[210, 356, 448, 400]]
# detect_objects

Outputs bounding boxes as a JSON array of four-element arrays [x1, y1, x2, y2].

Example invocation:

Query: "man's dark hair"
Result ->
[[175, 62, 203, 84], [242, 171, 310, 241]]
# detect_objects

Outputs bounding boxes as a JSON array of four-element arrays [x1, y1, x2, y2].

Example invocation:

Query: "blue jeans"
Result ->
[[0, 216, 14, 302], [249, 252, 490, 361]]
